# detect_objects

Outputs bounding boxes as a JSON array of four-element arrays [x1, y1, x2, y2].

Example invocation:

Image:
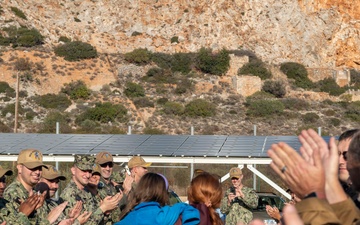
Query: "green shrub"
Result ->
[[350, 69, 360, 89], [314, 78, 346, 96], [229, 49, 258, 61], [54, 41, 97, 61], [281, 98, 309, 110], [2, 26, 44, 47], [11, 7, 27, 20], [133, 97, 154, 108], [74, 17, 81, 22], [184, 99, 216, 117], [59, 36, 71, 43], [157, 98, 169, 105], [61, 80, 91, 100], [246, 99, 284, 117], [39, 111, 72, 133], [25, 110, 36, 120], [238, 59, 271, 80], [262, 80, 286, 98], [344, 101, 360, 122], [195, 47, 230, 75], [328, 117, 341, 127], [0, 35, 11, 46], [171, 53, 192, 74], [131, 31, 142, 36], [0, 121, 11, 132], [0, 82, 14, 94], [171, 36, 179, 43], [124, 82, 145, 98], [280, 62, 313, 89], [174, 79, 193, 95], [1, 103, 24, 116], [146, 67, 163, 77], [246, 91, 275, 102], [143, 127, 164, 134], [33, 93, 71, 110], [142, 68, 176, 84], [76, 102, 127, 124], [151, 52, 173, 69], [302, 112, 320, 124], [124, 48, 152, 65], [162, 101, 184, 115]]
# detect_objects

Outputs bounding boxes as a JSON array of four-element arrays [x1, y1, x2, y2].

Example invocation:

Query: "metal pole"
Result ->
[[254, 125, 257, 136], [127, 126, 131, 135], [318, 127, 321, 136], [56, 122, 60, 134], [253, 164, 257, 191], [191, 126, 194, 135], [14, 72, 19, 133]]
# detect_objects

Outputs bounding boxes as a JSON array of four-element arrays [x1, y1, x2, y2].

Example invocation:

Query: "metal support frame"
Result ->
[[247, 165, 291, 200]]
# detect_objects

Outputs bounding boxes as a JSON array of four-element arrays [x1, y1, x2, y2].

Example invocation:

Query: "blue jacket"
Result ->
[[114, 201, 200, 225]]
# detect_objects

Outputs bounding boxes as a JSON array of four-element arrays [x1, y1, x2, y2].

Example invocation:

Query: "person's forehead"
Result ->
[[338, 138, 352, 152]]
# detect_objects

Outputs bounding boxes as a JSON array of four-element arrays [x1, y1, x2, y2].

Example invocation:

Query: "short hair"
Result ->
[[338, 129, 360, 142], [347, 131, 360, 192]]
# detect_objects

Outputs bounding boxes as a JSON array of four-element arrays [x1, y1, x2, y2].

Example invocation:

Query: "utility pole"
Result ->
[[14, 72, 19, 133]]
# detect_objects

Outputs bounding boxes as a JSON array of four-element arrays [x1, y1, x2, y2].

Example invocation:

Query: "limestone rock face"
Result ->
[[1, 0, 360, 69]]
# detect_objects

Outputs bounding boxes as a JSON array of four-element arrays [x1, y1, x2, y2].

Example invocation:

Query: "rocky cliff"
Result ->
[[2, 0, 360, 69]]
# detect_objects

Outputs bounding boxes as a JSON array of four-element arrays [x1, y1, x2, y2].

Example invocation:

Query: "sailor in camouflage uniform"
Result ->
[[220, 167, 258, 225], [60, 155, 122, 225], [36, 164, 79, 225], [3, 149, 52, 225], [95, 152, 123, 224]]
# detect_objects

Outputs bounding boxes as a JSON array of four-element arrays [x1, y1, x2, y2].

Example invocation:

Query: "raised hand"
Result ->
[[76, 211, 92, 225], [18, 193, 40, 216], [47, 201, 68, 224], [68, 200, 82, 219]]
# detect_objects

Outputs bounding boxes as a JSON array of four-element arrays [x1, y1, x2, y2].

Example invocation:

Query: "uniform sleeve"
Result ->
[[220, 190, 230, 214], [296, 198, 342, 225], [240, 188, 258, 209], [330, 197, 360, 225]]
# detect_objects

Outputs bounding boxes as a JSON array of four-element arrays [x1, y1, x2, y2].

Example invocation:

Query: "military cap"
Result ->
[[92, 163, 101, 175], [17, 149, 47, 169], [0, 165, 12, 178], [128, 156, 151, 169], [111, 164, 125, 183], [74, 155, 95, 171], [42, 164, 66, 181], [229, 167, 242, 178], [95, 151, 113, 165]]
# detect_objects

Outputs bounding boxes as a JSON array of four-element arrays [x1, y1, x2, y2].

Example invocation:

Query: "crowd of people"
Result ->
[[0, 128, 358, 224]]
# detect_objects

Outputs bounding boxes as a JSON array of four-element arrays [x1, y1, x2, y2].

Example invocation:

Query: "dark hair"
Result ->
[[339, 129, 360, 142], [119, 172, 169, 219], [188, 172, 223, 225], [347, 131, 360, 192]]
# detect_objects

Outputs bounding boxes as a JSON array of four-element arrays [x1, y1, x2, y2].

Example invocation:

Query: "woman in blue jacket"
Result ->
[[115, 172, 200, 225]]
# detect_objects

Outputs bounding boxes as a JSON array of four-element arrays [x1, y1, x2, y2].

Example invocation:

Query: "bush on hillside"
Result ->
[[302, 112, 320, 124], [238, 59, 272, 80], [61, 80, 91, 100], [151, 52, 173, 69], [54, 41, 97, 61], [344, 101, 360, 122], [281, 98, 309, 110], [14, 58, 31, 71], [39, 111, 72, 133], [133, 97, 154, 108], [350, 69, 360, 89], [314, 78, 346, 96], [143, 127, 165, 134], [162, 101, 184, 115], [184, 99, 216, 117], [76, 102, 127, 124], [246, 99, 284, 117], [195, 47, 230, 75], [171, 53, 193, 74], [245, 91, 275, 102], [124, 82, 145, 98], [262, 80, 286, 98], [33, 93, 71, 110], [0, 82, 15, 94], [124, 48, 152, 65], [59, 36, 71, 43], [280, 62, 313, 89], [2, 26, 43, 47], [10, 7, 27, 20]]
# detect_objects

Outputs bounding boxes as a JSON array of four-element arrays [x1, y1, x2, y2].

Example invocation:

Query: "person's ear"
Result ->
[[70, 167, 76, 176]]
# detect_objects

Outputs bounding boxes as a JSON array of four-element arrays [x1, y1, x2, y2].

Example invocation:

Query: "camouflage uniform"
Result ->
[[3, 180, 50, 225], [38, 198, 81, 225], [220, 186, 259, 225], [61, 180, 104, 225], [97, 178, 121, 224]]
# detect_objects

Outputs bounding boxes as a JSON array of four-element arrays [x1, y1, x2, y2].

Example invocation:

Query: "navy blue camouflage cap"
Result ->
[[74, 155, 95, 171]]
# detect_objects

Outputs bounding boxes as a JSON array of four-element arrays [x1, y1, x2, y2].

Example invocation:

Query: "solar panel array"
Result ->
[[0, 133, 334, 157]]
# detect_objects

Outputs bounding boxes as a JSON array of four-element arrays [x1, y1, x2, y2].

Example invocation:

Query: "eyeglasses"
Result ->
[[100, 162, 113, 168], [338, 151, 348, 161]]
